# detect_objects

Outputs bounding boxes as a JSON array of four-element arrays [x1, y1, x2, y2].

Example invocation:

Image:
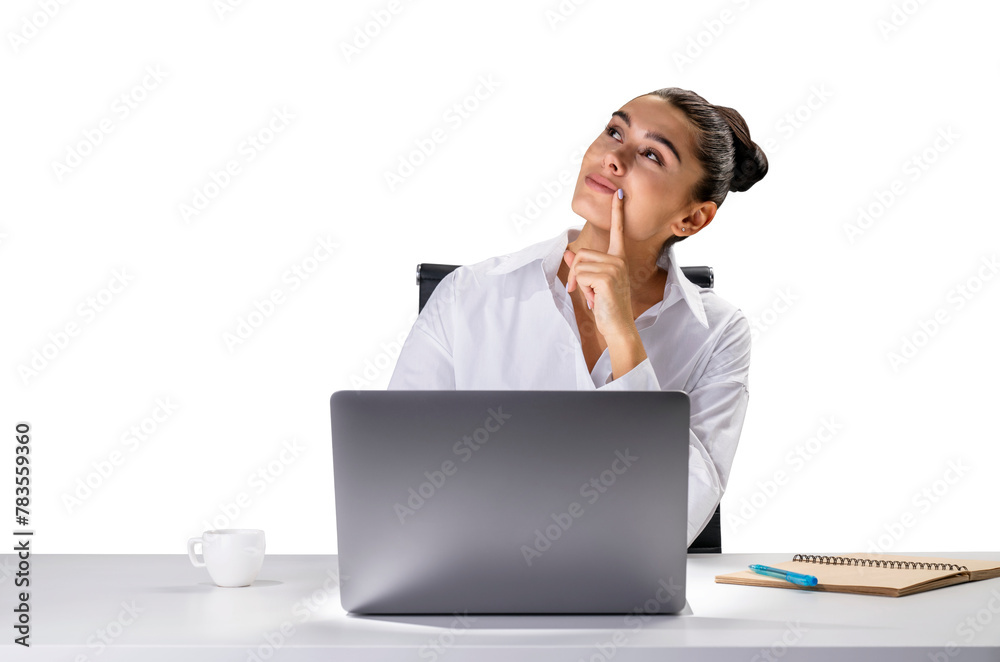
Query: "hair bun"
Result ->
[[714, 104, 769, 193], [729, 139, 768, 192]]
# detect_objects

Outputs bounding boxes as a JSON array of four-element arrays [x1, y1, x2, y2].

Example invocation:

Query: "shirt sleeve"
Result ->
[[597, 312, 752, 548], [386, 271, 458, 391]]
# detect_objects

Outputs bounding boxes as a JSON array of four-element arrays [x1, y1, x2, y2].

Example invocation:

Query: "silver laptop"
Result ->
[[330, 389, 690, 614]]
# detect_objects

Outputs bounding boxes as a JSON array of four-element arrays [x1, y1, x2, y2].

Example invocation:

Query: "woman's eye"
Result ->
[[605, 125, 662, 166]]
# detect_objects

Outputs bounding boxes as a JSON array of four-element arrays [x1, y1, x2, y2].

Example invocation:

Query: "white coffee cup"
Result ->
[[187, 529, 266, 587]]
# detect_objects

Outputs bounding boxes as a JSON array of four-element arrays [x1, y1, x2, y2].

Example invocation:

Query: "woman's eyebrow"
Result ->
[[611, 110, 682, 164]]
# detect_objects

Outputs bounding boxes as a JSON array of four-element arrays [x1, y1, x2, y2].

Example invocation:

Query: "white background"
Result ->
[[2, 0, 997, 554]]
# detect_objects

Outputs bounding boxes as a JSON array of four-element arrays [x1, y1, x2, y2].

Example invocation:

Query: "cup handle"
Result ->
[[187, 537, 205, 567]]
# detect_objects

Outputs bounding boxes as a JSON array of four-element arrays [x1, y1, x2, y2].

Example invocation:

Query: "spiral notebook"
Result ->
[[715, 553, 1000, 597]]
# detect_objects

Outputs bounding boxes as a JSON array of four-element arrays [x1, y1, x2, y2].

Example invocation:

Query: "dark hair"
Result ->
[[642, 87, 768, 250]]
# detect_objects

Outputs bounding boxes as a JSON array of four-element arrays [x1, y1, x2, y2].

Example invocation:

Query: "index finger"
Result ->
[[607, 187, 625, 258]]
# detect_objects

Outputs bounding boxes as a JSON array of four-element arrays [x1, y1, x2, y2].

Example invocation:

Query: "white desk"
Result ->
[[2, 552, 999, 661]]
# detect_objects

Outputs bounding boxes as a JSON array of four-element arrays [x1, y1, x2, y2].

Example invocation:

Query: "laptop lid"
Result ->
[[330, 389, 689, 614]]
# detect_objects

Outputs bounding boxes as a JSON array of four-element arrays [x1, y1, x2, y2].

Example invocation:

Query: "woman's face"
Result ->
[[571, 95, 708, 247]]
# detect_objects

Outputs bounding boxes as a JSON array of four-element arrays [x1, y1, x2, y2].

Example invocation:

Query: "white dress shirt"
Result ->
[[387, 224, 751, 546]]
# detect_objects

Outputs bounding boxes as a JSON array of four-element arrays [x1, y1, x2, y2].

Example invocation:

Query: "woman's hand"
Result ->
[[563, 189, 636, 342]]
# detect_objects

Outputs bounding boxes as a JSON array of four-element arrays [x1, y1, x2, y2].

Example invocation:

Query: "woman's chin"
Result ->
[[570, 196, 608, 227]]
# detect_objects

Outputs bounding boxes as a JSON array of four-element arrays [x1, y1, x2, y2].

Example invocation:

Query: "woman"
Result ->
[[387, 87, 768, 547]]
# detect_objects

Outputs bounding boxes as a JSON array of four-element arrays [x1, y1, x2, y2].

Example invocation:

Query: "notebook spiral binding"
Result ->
[[792, 554, 969, 572]]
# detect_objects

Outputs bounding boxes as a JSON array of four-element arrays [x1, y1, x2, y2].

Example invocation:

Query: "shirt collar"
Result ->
[[485, 225, 709, 328]]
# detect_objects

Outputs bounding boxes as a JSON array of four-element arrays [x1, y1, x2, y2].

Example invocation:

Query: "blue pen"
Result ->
[[749, 564, 818, 587]]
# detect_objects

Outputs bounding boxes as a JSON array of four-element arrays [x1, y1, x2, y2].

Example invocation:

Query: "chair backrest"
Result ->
[[415, 262, 722, 554], [417, 263, 714, 313]]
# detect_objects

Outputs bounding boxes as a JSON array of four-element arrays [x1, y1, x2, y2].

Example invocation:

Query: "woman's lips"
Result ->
[[585, 176, 615, 194]]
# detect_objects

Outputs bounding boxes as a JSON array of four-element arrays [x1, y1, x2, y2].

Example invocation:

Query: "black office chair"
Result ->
[[415, 262, 722, 554]]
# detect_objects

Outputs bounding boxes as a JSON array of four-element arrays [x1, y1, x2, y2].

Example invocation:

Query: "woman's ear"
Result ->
[[680, 201, 717, 236]]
